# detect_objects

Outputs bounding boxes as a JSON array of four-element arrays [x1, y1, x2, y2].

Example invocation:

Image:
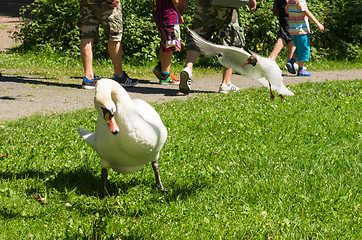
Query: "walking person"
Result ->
[[79, 0, 138, 89], [152, 0, 188, 84], [269, 0, 296, 64], [285, 0, 324, 76], [179, 0, 257, 94]]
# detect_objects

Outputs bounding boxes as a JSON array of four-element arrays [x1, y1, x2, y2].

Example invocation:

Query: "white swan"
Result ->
[[77, 78, 168, 193], [188, 27, 294, 99]]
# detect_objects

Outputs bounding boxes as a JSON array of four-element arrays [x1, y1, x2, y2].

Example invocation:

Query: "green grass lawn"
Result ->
[[0, 79, 361, 239]]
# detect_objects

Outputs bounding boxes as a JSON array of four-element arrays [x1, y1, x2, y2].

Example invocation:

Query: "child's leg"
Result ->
[[298, 61, 305, 69], [154, 25, 181, 84], [287, 41, 296, 61], [296, 34, 311, 76], [269, 38, 285, 60], [159, 48, 173, 73]]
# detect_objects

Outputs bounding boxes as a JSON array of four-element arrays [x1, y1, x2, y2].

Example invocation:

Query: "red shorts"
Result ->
[[157, 25, 181, 52]]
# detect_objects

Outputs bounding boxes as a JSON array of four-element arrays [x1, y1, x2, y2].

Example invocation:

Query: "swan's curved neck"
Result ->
[[95, 79, 133, 113]]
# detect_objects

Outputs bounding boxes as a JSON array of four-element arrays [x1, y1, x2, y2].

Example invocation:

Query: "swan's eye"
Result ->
[[104, 112, 112, 122], [101, 107, 114, 122]]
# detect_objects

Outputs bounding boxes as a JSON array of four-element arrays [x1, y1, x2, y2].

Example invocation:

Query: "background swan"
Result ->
[[78, 79, 168, 194], [188, 27, 294, 99]]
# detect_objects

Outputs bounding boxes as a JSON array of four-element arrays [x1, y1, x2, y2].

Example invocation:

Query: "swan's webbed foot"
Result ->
[[279, 94, 285, 99], [101, 168, 109, 196], [270, 92, 275, 99], [151, 161, 168, 191]]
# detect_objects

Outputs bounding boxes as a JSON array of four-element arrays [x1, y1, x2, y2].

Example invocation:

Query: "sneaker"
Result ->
[[297, 69, 312, 76], [285, 61, 296, 74], [82, 74, 100, 90], [113, 71, 138, 87], [218, 82, 240, 93], [160, 74, 180, 85], [179, 67, 192, 94], [153, 64, 179, 84]]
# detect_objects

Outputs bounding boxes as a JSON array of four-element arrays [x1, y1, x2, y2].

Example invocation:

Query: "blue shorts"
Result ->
[[292, 33, 310, 62]]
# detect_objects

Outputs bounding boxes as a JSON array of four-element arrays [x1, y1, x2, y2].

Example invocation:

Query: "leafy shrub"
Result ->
[[16, 0, 80, 57], [315, 0, 361, 60]]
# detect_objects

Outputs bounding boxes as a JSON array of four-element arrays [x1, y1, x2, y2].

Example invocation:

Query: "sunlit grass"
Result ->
[[0, 79, 361, 239]]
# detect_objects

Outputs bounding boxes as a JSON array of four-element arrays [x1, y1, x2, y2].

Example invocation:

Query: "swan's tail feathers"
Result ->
[[77, 127, 96, 149], [257, 77, 271, 88], [278, 85, 294, 96]]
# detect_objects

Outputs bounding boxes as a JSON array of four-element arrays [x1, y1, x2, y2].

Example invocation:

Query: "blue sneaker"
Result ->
[[297, 69, 312, 76], [285, 61, 296, 74], [82, 75, 100, 89], [113, 71, 138, 87]]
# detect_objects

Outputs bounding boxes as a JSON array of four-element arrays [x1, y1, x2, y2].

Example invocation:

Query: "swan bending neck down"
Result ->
[[78, 79, 168, 194]]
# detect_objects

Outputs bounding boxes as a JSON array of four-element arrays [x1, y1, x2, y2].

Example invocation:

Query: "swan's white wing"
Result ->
[[188, 28, 264, 80], [133, 99, 167, 146], [133, 99, 164, 126], [188, 28, 250, 66], [188, 27, 233, 56]]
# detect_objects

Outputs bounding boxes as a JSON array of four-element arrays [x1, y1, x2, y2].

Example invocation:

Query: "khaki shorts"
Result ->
[[187, 0, 245, 51], [79, 0, 123, 41]]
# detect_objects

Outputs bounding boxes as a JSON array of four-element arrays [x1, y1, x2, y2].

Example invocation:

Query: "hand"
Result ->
[[318, 23, 325, 31], [109, 0, 119, 8], [179, 15, 184, 24], [249, 0, 257, 12]]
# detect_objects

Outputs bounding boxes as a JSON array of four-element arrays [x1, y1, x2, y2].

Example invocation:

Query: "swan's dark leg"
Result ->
[[268, 82, 275, 99], [151, 161, 166, 190], [279, 94, 285, 99], [101, 168, 108, 196]]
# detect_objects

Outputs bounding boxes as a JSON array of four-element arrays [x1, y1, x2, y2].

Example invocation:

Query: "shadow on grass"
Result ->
[[126, 85, 216, 96], [0, 167, 166, 197], [47, 168, 153, 197]]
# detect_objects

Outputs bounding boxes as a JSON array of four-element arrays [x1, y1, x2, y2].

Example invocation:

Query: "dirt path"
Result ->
[[0, 0, 32, 51], [1, 69, 361, 122]]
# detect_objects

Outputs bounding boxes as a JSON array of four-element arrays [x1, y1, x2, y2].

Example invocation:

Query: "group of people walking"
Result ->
[[78, 0, 324, 93]]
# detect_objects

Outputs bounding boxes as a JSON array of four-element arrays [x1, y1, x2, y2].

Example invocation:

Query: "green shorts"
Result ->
[[187, 0, 245, 51], [79, 0, 123, 41]]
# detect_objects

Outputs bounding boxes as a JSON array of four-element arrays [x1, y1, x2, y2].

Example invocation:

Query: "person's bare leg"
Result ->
[[80, 38, 95, 79], [298, 61, 304, 69], [159, 49, 173, 73], [222, 66, 233, 86], [269, 38, 285, 61], [108, 40, 123, 78], [180, 50, 201, 94], [287, 41, 296, 61], [184, 50, 201, 72]]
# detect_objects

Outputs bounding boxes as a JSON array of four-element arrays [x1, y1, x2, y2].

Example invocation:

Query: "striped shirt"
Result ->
[[288, 0, 310, 35], [153, 0, 179, 27]]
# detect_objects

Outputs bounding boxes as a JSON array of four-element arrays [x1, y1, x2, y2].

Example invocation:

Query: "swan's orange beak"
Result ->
[[103, 109, 120, 135], [242, 61, 248, 67], [106, 115, 120, 135]]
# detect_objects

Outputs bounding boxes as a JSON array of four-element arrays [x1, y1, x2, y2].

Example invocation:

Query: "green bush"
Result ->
[[15, 0, 361, 64], [16, 0, 80, 56], [315, 0, 361, 60]]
